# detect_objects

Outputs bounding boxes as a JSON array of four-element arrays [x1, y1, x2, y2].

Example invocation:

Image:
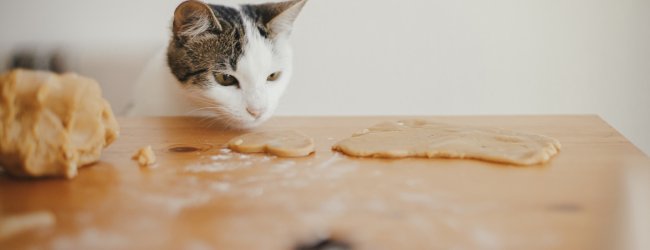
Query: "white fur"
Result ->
[[129, 13, 295, 130], [127, 49, 196, 116], [268, 0, 307, 36]]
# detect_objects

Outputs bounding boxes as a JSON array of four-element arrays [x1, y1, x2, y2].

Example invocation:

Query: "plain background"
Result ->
[[0, 0, 648, 156]]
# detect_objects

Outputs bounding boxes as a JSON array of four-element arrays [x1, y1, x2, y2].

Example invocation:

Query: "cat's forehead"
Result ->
[[187, 4, 273, 68], [168, 5, 262, 83], [207, 5, 249, 70]]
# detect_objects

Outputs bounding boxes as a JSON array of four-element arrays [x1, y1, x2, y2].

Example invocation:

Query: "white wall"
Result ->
[[1, 0, 649, 155]]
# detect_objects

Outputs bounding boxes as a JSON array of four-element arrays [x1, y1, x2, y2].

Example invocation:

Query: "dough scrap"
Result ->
[[228, 131, 315, 157], [132, 145, 156, 166], [0, 69, 119, 178], [332, 120, 561, 165]]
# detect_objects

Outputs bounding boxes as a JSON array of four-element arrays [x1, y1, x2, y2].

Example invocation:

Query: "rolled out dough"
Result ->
[[0, 69, 119, 178], [332, 120, 561, 165], [228, 131, 315, 157]]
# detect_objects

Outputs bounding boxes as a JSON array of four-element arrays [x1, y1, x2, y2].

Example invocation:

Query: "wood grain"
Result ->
[[1, 115, 648, 250]]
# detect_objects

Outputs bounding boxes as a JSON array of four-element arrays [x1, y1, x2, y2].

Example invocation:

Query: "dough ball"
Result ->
[[0, 69, 120, 178]]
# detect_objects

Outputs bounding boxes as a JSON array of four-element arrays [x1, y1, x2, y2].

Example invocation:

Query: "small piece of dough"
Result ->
[[0, 69, 120, 178], [0, 211, 56, 240], [332, 120, 561, 165], [228, 131, 315, 157], [132, 146, 156, 166]]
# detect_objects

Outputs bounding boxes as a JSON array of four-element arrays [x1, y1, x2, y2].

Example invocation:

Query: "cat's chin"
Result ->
[[232, 120, 267, 131]]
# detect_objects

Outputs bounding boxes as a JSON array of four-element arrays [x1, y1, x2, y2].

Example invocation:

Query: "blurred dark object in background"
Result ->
[[7, 48, 67, 73]]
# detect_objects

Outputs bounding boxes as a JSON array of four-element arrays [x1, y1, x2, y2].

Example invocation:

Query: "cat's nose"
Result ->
[[246, 107, 263, 119]]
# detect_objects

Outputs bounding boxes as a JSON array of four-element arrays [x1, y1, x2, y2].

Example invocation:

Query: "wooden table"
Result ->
[[1, 116, 649, 250]]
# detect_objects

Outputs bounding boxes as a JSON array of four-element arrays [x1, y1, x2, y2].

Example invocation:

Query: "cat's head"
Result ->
[[167, 0, 306, 129]]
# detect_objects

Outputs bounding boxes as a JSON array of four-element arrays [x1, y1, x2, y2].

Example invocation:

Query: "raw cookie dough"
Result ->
[[0, 69, 120, 178], [228, 131, 315, 157], [332, 120, 561, 165], [132, 145, 156, 166]]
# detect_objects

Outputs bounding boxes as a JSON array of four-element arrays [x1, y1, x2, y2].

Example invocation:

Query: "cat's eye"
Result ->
[[267, 71, 282, 82], [214, 73, 239, 87]]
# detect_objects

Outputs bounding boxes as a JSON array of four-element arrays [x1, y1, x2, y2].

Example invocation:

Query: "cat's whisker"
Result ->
[[192, 106, 237, 129], [189, 96, 219, 108], [207, 115, 229, 128], [198, 115, 214, 126], [187, 106, 222, 115], [196, 113, 218, 127]]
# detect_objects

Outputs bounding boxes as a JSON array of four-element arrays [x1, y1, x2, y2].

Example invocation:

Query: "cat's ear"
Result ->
[[173, 0, 222, 38], [250, 0, 307, 38]]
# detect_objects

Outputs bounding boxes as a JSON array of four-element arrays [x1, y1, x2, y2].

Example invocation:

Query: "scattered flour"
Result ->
[[366, 199, 388, 213], [184, 160, 256, 173], [321, 164, 359, 179], [51, 228, 129, 250], [320, 197, 347, 214], [185, 163, 229, 173], [210, 155, 232, 161], [246, 187, 265, 198], [316, 153, 344, 169], [184, 240, 214, 250], [0, 211, 56, 239], [399, 192, 436, 205], [283, 172, 298, 179], [260, 155, 276, 162], [242, 176, 265, 184], [210, 182, 231, 192], [405, 179, 424, 188], [74, 212, 93, 225], [271, 161, 296, 172], [138, 193, 211, 215], [471, 227, 502, 248], [280, 179, 309, 188]]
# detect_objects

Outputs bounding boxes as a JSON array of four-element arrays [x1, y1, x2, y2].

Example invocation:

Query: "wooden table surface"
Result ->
[[1, 115, 649, 250]]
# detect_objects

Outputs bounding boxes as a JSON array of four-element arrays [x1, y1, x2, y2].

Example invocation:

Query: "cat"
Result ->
[[128, 0, 307, 129]]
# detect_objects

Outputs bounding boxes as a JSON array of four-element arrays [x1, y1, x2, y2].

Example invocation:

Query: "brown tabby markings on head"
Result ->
[[167, 2, 245, 87], [167, 0, 306, 88]]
